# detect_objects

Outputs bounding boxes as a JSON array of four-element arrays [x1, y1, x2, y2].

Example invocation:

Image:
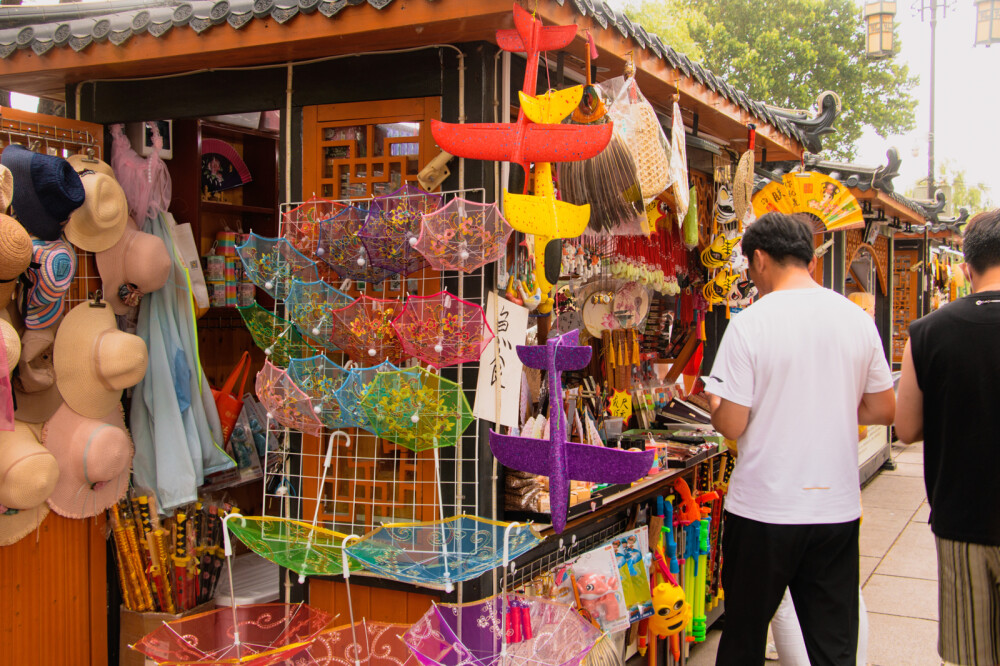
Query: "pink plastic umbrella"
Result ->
[[359, 185, 442, 276], [415, 199, 513, 273], [390, 291, 494, 368], [256, 360, 324, 435], [328, 295, 406, 366]]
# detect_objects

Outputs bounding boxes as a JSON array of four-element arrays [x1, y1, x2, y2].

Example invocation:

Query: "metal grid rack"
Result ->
[[256, 187, 493, 556]]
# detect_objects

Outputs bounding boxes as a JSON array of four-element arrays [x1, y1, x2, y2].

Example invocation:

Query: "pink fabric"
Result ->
[[0, 342, 14, 431], [109, 124, 172, 226]]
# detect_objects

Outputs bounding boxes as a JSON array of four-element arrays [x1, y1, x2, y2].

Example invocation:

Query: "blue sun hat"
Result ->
[[0, 145, 85, 241]]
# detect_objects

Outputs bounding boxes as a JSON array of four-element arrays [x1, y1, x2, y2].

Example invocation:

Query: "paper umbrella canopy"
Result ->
[[359, 184, 442, 276], [345, 516, 542, 590], [283, 197, 345, 257], [131, 602, 333, 666], [404, 595, 601, 666], [287, 354, 350, 430], [415, 198, 513, 273], [286, 279, 353, 346], [238, 303, 316, 367], [256, 360, 324, 435], [359, 366, 474, 452], [390, 291, 494, 368], [333, 360, 399, 432], [237, 233, 319, 301], [286, 620, 413, 666], [328, 295, 406, 366], [224, 516, 360, 579], [317, 205, 394, 284]]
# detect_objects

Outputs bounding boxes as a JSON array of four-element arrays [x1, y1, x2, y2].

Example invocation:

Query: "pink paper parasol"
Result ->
[[288, 620, 414, 666], [390, 291, 494, 368], [414, 199, 513, 273], [328, 295, 406, 366], [256, 360, 324, 435]]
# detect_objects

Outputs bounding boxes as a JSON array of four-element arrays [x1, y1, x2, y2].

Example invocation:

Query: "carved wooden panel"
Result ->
[[691, 171, 715, 251]]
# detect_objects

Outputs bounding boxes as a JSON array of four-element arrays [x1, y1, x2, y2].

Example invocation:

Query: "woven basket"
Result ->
[[629, 101, 671, 201]]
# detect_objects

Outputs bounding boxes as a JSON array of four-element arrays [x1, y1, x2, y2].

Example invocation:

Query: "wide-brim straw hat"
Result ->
[[23, 238, 76, 330], [0, 319, 20, 373], [64, 170, 128, 252], [95, 220, 172, 314], [0, 213, 33, 306], [0, 164, 13, 213], [66, 154, 114, 179], [53, 301, 148, 419], [14, 326, 63, 424], [733, 150, 755, 224], [0, 421, 58, 545], [42, 404, 131, 519]]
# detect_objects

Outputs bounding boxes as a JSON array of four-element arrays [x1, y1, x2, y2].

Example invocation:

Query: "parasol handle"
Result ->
[[221, 513, 247, 657], [341, 534, 363, 666], [299, 431, 351, 583], [221, 513, 246, 558]]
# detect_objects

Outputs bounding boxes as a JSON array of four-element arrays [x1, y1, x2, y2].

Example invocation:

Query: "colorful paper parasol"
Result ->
[[344, 516, 543, 591], [286, 279, 354, 346], [237, 233, 320, 301], [404, 594, 600, 666], [131, 602, 332, 666], [224, 515, 360, 581], [318, 205, 394, 284], [238, 303, 317, 367], [359, 185, 442, 276], [414, 199, 513, 273], [287, 354, 350, 431], [333, 360, 399, 432], [288, 620, 414, 666], [283, 197, 346, 257], [359, 366, 474, 452], [328, 295, 406, 366], [256, 360, 324, 435], [390, 291, 494, 369]]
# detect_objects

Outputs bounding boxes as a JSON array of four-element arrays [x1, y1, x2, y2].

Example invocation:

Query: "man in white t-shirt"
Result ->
[[703, 212, 895, 666]]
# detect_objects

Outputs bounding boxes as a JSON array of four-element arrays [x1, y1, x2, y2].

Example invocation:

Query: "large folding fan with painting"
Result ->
[[752, 171, 865, 233]]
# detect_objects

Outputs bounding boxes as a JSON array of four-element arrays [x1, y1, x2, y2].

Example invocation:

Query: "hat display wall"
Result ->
[[0, 145, 85, 241], [42, 404, 131, 519], [64, 170, 128, 252], [0, 164, 13, 212], [95, 219, 172, 314], [0, 421, 58, 545], [0, 213, 34, 306], [54, 300, 148, 419], [13, 327, 62, 424], [23, 238, 76, 330], [66, 154, 114, 179]]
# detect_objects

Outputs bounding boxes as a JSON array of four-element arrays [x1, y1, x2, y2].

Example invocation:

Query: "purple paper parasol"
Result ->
[[359, 185, 442, 276]]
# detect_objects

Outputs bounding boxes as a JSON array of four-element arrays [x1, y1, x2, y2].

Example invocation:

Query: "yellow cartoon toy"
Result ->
[[649, 581, 692, 637]]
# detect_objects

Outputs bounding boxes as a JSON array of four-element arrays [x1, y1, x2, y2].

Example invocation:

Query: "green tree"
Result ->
[[907, 161, 994, 215], [623, 0, 918, 161]]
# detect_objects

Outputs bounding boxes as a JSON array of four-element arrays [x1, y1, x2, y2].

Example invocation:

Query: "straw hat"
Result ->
[[0, 319, 20, 373], [0, 421, 59, 546], [0, 164, 13, 212], [54, 301, 148, 419], [13, 327, 63, 424], [64, 170, 128, 252], [733, 150, 755, 224], [0, 213, 33, 306], [96, 219, 172, 314], [23, 238, 76, 330], [1, 145, 86, 241], [66, 154, 115, 179], [42, 404, 131, 519]]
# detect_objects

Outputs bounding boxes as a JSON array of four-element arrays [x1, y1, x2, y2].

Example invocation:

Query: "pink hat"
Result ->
[[41, 404, 131, 519], [95, 219, 172, 314]]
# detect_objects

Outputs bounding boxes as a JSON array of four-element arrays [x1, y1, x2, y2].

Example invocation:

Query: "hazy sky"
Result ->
[[12, 0, 999, 199]]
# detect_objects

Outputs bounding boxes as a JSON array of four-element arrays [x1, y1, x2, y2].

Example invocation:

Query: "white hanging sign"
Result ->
[[474, 292, 529, 427]]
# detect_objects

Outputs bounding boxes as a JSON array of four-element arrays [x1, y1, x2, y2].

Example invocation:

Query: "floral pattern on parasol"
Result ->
[[317, 205, 394, 284], [415, 198, 513, 273], [255, 361, 324, 435], [345, 516, 542, 590], [287, 354, 350, 431], [237, 233, 320, 301], [131, 602, 333, 666], [238, 303, 317, 367], [283, 197, 346, 258], [359, 185, 442, 276], [358, 366, 473, 452], [288, 620, 413, 666], [404, 595, 600, 666], [328, 295, 406, 366], [390, 291, 494, 369], [332, 360, 399, 432], [286, 279, 354, 347]]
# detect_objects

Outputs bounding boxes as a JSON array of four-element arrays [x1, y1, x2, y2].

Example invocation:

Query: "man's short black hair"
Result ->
[[963, 209, 1000, 275], [741, 212, 815, 267]]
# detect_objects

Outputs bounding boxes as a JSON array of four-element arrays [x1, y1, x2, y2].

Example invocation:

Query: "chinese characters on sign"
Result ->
[[474, 292, 529, 427]]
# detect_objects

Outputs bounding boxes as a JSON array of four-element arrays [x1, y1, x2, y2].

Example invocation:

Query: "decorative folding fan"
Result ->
[[201, 138, 253, 193], [286, 279, 353, 346], [255, 361, 324, 435], [237, 234, 319, 301], [390, 290, 494, 368], [328, 295, 406, 366], [751, 171, 865, 232], [360, 184, 442, 275], [317, 205, 394, 284], [415, 199, 514, 273], [238, 303, 317, 367]]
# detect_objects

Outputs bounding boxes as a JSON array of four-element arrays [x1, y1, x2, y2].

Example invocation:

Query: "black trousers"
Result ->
[[715, 511, 860, 666]]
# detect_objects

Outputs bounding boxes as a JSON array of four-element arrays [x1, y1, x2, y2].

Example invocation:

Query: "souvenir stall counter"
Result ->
[[0, 1, 846, 665]]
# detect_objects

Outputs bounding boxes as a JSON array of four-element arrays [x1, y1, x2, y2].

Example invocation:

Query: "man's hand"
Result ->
[[858, 388, 896, 426], [707, 392, 750, 441]]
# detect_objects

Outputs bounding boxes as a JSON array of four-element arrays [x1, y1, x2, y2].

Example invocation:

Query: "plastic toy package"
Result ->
[[571, 544, 630, 632]]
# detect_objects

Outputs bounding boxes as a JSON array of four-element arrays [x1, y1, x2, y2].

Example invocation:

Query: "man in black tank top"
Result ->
[[896, 209, 1000, 666]]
